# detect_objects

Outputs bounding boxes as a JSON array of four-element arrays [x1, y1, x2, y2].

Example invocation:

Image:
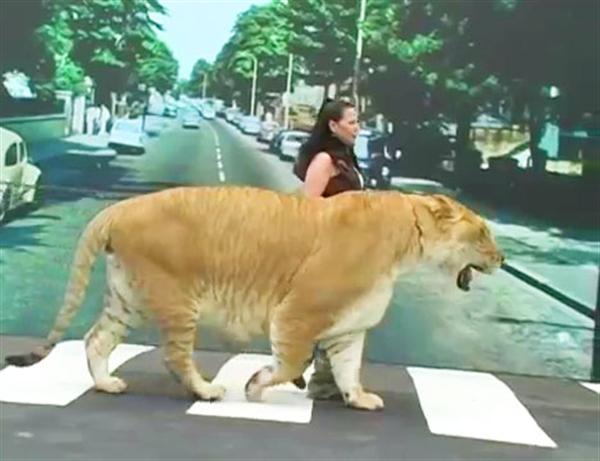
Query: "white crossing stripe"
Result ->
[[407, 367, 557, 448], [580, 382, 600, 394], [0, 340, 154, 406], [187, 353, 315, 424]]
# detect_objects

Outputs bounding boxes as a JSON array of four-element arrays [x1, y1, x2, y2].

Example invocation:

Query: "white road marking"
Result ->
[[207, 122, 220, 148], [407, 367, 557, 448], [0, 340, 154, 406], [187, 353, 315, 424], [206, 122, 225, 183], [580, 382, 600, 394]]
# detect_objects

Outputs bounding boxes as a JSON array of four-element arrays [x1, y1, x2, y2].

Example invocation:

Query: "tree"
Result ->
[[136, 35, 178, 94], [484, 0, 599, 171], [364, 0, 598, 170], [285, 0, 358, 90], [37, 0, 174, 103], [211, 1, 294, 109], [36, 4, 86, 94], [187, 58, 212, 97], [0, 0, 55, 94]]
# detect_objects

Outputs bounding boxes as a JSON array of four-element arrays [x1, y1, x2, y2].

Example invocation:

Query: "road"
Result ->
[[0, 114, 594, 380]]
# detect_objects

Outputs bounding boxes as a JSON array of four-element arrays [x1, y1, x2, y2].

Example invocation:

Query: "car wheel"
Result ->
[[27, 175, 45, 212]]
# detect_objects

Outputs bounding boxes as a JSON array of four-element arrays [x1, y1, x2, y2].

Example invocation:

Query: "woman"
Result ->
[[293, 97, 365, 400], [294, 97, 364, 197]]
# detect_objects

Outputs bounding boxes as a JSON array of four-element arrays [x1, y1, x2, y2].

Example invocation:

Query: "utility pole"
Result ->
[[202, 73, 207, 99], [250, 55, 258, 116], [352, 0, 367, 107], [234, 53, 259, 116], [284, 53, 294, 129]]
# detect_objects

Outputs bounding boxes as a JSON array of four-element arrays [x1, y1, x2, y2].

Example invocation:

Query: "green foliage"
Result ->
[[15, 0, 177, 99]]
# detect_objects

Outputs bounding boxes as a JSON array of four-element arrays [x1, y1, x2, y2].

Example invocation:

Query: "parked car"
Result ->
[[163, 105, 177, 118], [240, 116, 261, 135], [182, 111, 201, 129], [0, 127, 43, 223], [225, 107, 240, 123], [278, 131, 310, 161], [201, 104, 216, 120], [232, 112, 246, 128], [108, 119, 146, 155], [258, 121, 280, 143], [269, 129, 286, 153], [354, 129, 392, 189]]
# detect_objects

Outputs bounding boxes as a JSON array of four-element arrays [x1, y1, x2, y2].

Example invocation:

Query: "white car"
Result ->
[[108, 119, 146, 155], [258, 121, 280, 143], [225, 108, 240, 123], [182, 111, 201, 129], [0, 127, 43, 223], [232, 112, 245, 127], [201, 105, 216, 120], [240, 116, 261, 135], [279, 131, 310, 160]]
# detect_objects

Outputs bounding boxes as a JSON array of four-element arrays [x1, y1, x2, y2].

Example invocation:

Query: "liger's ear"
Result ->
[[426, 194, 461, 228]]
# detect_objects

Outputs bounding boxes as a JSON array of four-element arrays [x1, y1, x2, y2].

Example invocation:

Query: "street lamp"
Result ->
[[249, 55, 258, 116], [236, 52, 259, 116], [202, 72, 208, 99], [284, 53, 294, 129], [352, 0, 367, 106], [138, 83, 148, 131]]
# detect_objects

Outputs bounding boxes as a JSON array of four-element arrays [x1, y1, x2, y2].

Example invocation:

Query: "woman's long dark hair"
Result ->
[[293, 97, 358, 179]]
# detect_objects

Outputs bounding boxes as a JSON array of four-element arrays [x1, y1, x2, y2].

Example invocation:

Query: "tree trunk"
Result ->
[[527, 108, 546, 175], [455, 105, 476, 178]]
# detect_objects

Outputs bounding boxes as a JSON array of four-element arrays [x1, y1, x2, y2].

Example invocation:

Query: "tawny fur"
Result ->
[[6, 186, 503, 411]]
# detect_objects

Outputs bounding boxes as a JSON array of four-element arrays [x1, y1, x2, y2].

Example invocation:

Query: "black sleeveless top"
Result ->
[[294, 137, 364, 197]]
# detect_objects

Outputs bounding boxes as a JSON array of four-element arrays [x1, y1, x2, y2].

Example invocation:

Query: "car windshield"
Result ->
[[114, 121, 141, 133], [354, 134, 370, 159], [288, 133, 308, 143]]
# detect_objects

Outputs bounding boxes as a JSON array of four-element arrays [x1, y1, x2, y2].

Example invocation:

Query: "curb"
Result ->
[[501, 262, 594, 320]]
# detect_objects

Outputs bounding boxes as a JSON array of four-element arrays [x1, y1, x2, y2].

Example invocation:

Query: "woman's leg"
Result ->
[[307, 345, 343, 400]]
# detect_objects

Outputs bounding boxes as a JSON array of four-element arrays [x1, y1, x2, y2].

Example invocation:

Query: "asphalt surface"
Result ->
[[1, 335, 598, 461]]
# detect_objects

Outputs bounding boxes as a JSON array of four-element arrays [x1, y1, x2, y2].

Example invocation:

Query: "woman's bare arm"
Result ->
[[303, 152, 336, 197]]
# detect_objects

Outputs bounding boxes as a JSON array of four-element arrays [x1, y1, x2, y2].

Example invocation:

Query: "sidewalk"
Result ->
[[27, 115, 172, 164], [29, 133, 115, 164], [390, 177, 599, 315]]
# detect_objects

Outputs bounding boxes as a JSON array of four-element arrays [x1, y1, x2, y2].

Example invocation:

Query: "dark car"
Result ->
[[355, 129, 393, 189]]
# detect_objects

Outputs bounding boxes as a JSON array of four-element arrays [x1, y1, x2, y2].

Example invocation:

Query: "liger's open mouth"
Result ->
[[456, 264, 484, 291]]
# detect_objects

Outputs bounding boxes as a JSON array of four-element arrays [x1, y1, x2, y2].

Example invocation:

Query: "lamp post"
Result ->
[[138, 83, 148, 131], [351, 0, 367, 106], [202, 72, 208, 99], [284, 53, 294, 129], [249, 54, 258, 116], [234, 52, 259, 116]]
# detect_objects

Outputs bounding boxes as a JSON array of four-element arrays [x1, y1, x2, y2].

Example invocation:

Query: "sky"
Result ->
[[153, 0, 271, 80]]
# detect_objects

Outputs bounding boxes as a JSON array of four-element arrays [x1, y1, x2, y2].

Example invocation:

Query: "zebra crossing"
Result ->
[[0, 341, 153, 406], [1, 340, 598, 450]]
